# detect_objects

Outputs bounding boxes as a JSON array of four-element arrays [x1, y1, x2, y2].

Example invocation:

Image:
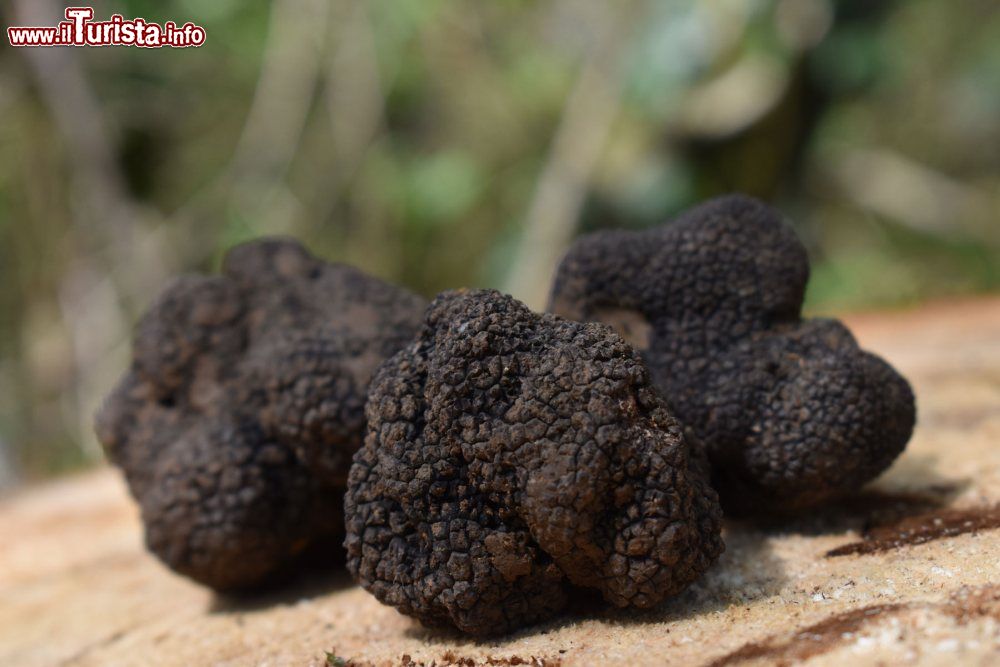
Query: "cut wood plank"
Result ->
[[2, 297, 999, 667]]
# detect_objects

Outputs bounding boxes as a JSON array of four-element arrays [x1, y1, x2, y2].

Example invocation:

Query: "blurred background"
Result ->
[[0, 0, 997, 487]]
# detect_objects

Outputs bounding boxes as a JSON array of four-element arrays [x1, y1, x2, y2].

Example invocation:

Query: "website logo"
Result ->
[[8, 7, 206, 48]]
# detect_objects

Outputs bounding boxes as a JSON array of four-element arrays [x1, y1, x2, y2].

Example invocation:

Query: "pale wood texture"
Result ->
[[2, 298, 999, 667]]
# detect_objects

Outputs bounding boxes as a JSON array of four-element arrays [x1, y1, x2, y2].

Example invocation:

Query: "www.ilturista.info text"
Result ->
[[8, 7, 205, 48]]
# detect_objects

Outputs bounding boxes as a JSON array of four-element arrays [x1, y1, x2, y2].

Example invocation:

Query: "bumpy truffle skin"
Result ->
[[96, 238, 426, 590], [549, 194, 916, 513], [345, 289, 723, 636]]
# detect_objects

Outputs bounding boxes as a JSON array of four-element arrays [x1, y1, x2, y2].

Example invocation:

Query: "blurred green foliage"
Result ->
[[0, 0, 997, 482]]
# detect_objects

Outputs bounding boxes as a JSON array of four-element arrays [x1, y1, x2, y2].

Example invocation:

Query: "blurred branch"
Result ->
[[827, 148, 998, 243], [310, 1, 395, 265], [13, 1, 138, 248], [322, 2, 386, 191], [504, 1, 636, 310], [12, 0, 170, 464], [675, 53, 789, 139], [0, 432, 14, 491], [225, 0, 330, 232]]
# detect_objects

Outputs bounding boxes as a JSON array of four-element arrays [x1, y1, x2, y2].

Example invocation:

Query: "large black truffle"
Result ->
[[345, 289, 723, 636], [549, 194, 916, 513], [96, 238, 426, 590]]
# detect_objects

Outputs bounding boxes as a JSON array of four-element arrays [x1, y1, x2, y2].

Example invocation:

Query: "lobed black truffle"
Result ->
[[96, 238, 426, 590], [549, 194, 916, 513], [345, 289, 723, 636]]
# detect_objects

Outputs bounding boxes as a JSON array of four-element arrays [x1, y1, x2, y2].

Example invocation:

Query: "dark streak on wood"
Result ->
[[703, 585, 999, 667], [825, 504, 1000, 557], [327, 652, 563, 667], [943, 585, 1000, 624], [703, 604, 909, 667]]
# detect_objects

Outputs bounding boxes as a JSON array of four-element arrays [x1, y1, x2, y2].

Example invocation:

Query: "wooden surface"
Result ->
[[2, 298, 999, 667]]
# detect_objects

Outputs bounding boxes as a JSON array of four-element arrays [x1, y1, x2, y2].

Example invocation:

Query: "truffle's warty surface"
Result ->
[[549, 194, 916, 513], [96, 238, 426, 590], [345, 289, 723, 636]]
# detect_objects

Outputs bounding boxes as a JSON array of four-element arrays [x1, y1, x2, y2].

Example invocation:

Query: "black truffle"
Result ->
[[96, 238, 426, 590], [549, 194, 916, 513], [345, 289, 723, 636]]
